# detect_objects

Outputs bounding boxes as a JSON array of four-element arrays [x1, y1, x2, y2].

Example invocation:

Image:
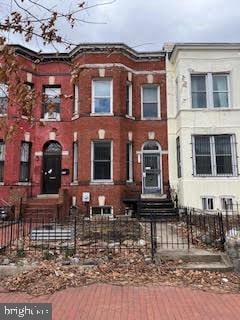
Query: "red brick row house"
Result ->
[[0, 44, 169, 218]]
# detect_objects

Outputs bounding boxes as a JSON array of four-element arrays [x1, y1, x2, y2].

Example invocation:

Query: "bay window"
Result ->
[[92, 80, 112, 114]]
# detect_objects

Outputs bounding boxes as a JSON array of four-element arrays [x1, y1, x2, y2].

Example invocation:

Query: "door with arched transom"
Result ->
[[42, 141, 62, 194]]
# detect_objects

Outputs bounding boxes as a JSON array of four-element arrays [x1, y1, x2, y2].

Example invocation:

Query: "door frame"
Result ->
[[141, 141, 162, 195], [42, 140, 62, 194]]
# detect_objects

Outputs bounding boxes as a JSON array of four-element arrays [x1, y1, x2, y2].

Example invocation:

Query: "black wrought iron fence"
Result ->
[[0, 216, 152, 258]]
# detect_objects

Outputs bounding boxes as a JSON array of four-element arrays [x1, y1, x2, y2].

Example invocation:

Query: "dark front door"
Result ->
[[143, 153, 161, 194], [42, 142, 62, 194]]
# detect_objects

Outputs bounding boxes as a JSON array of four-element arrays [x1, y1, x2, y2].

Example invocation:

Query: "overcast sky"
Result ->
[[1, 0, 240, 52]]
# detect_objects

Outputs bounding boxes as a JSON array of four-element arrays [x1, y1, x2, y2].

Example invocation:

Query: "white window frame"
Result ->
[[90, 206, 113, 218], [126, 142, 133, 182], [141, 85, 161, 120], [201, 196, 215, 210], [191, 72, 231, 109], [73, 84, 79, 115], [192, 134, 237, 177], [91, 79, 113, 115], [91, 140, 113, 183], [43, 86, 61, 121], [126, 82, 133, 117]]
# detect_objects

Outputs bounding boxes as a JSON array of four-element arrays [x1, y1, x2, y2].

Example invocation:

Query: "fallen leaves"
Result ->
[[1, 252, 240, 296]]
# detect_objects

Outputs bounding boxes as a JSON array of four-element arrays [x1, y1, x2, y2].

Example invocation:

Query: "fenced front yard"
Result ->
[[0, 207, 240, 262]]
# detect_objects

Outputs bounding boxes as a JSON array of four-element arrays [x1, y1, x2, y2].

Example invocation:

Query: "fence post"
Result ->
[[218, 211, 225, 250], [186, 211, 190, 251], [150, 215, 156, 262], [74, 216, 77, 255]]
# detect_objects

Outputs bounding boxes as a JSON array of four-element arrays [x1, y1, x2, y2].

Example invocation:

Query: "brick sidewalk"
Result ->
[[0, 284, 240, 320]]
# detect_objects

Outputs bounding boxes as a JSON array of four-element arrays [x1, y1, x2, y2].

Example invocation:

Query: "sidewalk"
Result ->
[[0, 284, 239, 320]]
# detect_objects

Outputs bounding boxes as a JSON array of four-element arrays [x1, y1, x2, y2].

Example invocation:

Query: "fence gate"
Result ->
[[148, 210, 226, 255]]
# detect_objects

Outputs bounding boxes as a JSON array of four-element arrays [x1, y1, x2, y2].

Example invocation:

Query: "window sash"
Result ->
[[20, 142, 31, 182], [0, 161, 4, 182], [193, 135, 236, 176], [73, 85, 79, 115], [72, 142, 78, 182], [93, 141, 112, 180], [93, 80, 112, 114], [176, 137, 181, 178], [0, 142, 5, 161], [191, 73, 229, 109], [0, 83, 8, 114], [43, 86, 61, 118], [126, 83, 132, 116], [142, 86, 159, 118], [202, 197, 214, 210], [126, 142, 133, 181]]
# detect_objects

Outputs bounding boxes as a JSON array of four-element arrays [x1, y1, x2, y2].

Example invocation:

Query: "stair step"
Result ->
[[155, 250, 233, 272], [178, 262, 233, 272]]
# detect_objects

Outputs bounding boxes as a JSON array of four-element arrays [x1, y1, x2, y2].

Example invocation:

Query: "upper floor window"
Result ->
[[19, 141, 31, 182], [92, 80, 112, 114], [193, 135, 237, 176], [0, 141, 5, 182], [142, 85, 160, 119], [176, 137, 181, 178], [191, 73, 230, 109], [72, 141, 78, 182], [126, 82, 132, 117], [73, 84, 79, 115], [126, 142, 133, 182], [43, 86, 61, 121], [92, 141, 112, 181], [0, 84, 8, 114]]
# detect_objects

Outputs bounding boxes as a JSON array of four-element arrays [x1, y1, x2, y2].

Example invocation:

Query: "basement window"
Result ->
[[202, 197, 214, 210], [91, 206, 113, 216]]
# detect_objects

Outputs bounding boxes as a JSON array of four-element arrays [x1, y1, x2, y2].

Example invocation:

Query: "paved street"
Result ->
[[0, 284, 239, 320]]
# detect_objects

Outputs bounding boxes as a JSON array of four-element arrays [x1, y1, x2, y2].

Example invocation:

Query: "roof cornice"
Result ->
[[7, 43, 165, 63], [168, 43, 240, 62]]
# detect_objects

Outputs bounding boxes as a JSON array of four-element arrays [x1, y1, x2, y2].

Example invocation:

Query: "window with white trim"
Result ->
[[0, 141, 5, 182], [126, 142, 133, 182], [92, 79, 112, 114], [0, 83, 8, 114], [91, 206, 112, 216], [221, 197, 234, 211], [72, 141, 78, 182], [19, 141, 31, 182], [126, 82, 132, 116], [202, 197, 214, 210], [193, 135, 237, 176], [142, 85, 160, 118], [73, 84, 79, 115], [191, 73, 230, 109], [43, 86, 61, 120], [92, 141, 112, 181]]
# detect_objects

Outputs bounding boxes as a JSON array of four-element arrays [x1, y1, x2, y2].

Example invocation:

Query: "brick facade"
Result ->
[[0, 44, 168, 216]]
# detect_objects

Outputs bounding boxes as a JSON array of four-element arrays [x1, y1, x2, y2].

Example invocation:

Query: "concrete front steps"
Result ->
[[138, 198, 178, 220], [155, 249, 233, 272]]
